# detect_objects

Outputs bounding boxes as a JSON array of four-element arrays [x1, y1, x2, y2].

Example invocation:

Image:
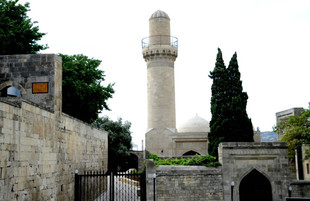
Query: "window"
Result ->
[[0, 86, 21, 97]]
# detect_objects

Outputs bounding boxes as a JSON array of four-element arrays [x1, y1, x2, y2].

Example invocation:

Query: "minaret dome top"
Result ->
[[150, 10, 170, 20]]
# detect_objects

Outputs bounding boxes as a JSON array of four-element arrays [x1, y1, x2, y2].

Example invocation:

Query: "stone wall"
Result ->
[[219, 142, 290, 201], [290, 180, 310, 198], [172, 132, 208, 156], [145, 160, 223, 201], [129, 150, 145, 171], [0, 99, 108, 201], [0, 54, 62, 113]]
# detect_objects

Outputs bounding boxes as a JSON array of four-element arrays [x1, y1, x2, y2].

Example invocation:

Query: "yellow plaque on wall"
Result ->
[[32, 82, 48, 93]]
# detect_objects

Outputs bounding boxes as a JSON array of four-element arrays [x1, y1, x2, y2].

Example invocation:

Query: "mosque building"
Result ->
[[142, 10, 260, 157]]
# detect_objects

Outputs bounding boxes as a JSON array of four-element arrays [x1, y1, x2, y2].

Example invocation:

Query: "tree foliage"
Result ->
[[60, 54, 114, 124], [93, 116, 132, 172], [226, 52, 254, 142], [208, 48, 253, 157], [274, 104, 310, 160], [208, 48, 230, 157], [0, 0, 47, 54]]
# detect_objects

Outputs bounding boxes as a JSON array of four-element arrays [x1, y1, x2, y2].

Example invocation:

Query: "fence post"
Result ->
[[110, 172, 114, 201], [153, 173, 156, 201], [75, 170, 79, 201], [140, 171, 147, 201]]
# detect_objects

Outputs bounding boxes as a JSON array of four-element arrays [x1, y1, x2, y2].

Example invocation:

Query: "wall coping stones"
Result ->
[[0, 54, 62, 63], [61, 112, 107, 133], [0, 97, 54, 112], [156, 165, 222, 176], [290, 180, 310, 185], [220, 142, 288, 149], [0, 97, 22, 107]]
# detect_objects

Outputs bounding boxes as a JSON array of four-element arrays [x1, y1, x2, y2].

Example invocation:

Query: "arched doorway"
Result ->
[[119, 153, 139, 172], [183, 150, 200, 156], [239, 169, 272, 201]]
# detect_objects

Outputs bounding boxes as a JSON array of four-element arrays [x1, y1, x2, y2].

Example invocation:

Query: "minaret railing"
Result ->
[[141, 35, 178, 48]]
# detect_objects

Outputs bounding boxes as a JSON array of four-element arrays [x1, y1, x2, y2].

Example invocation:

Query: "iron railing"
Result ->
[[75, 171, 146, 201], [141, 35, 178, 48]]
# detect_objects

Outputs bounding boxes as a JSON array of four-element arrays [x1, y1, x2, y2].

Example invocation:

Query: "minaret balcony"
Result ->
[[142, 35, 178, 60], [141, 35, 178, 48]]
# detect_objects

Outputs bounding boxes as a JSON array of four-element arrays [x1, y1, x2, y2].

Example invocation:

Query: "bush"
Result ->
[[148, 153, 221, 167]]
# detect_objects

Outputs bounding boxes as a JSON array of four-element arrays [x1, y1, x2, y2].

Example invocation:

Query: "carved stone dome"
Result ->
[[178, 115, 210, 133], [150, 10, 170, 20]]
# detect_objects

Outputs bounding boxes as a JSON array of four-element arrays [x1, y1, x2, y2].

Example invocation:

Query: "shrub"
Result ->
[[148, 153, 221, 167]]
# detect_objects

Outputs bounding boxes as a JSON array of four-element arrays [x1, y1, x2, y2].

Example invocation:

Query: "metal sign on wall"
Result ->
[[32, 82, 49, 94]]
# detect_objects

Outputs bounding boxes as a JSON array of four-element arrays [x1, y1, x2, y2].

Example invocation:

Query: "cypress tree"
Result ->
[[208, 49, 253, 158], [226, 52, 254, 142], [208, 48, 230, 157]]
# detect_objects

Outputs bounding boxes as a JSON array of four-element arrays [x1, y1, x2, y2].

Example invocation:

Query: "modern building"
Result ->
[[276, 107, 310, 180]]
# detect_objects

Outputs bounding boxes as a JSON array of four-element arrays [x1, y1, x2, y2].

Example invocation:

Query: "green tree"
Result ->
[[60, 54, 114, 124], [274, 105, 310, 160], [226, 52, 253, 142], [208, 48, 230, 157], [93, 116, 132, 172], [208, 49, 253, 158], [0, 0, 47, 54]]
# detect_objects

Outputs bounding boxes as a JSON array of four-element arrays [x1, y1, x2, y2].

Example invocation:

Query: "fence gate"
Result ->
[[75, 171, 146, 201]]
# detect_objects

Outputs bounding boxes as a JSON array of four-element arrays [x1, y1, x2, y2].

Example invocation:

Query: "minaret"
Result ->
[[142, 10, 178, 156]]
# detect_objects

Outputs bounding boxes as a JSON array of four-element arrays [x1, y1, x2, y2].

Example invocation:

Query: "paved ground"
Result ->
[[95, 175, 141, 201]]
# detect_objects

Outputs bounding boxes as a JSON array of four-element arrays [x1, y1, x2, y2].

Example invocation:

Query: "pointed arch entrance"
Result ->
[[239, 169, 272, 201]]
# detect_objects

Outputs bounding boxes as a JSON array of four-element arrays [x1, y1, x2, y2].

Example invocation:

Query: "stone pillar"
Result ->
[[145, 159, 156, 201]]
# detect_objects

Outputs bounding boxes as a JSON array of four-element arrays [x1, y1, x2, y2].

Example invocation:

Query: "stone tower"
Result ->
[[142, 10, 178, 156]]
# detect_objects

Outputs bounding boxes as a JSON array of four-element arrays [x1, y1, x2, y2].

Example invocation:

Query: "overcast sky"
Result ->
[[20, 0, 310, 149]]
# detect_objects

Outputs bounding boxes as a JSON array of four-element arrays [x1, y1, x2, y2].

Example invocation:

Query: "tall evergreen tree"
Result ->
[[208, 48, 230, 157], [226, 52, 253, 142], [208, 49, 253, 158]]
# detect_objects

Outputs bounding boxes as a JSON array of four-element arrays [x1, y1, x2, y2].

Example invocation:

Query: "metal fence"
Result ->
[[75, 171, 146, 201]]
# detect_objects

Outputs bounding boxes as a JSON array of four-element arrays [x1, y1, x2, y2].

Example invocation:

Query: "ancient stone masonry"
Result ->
[[0, 55, 108, 201], [145, 160, 223, 201], [289, 180, 310, 197], [156, 166, 223, 201], [144, 142, 310, 201], [0, 54, 62, 113], [219, 142, 290, 201]]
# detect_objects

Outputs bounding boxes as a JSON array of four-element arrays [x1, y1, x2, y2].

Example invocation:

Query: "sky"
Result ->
[[19, 0, 310, 150]]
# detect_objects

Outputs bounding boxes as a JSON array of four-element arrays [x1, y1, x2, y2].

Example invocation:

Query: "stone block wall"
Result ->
[[219, 142, 289, 201], [0, 54, 62, 113], [0, 99, 108, 201], [172, 132, 208, 156], [290, 180, 310, 197], [145, 160, 223, 201]]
